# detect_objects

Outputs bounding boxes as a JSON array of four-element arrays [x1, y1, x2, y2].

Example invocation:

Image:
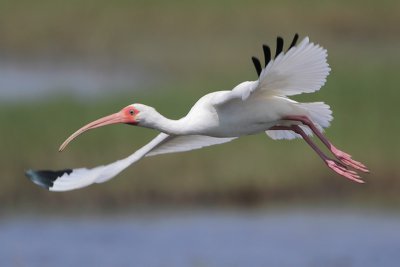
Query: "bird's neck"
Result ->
[[141, 110, 190, 135]]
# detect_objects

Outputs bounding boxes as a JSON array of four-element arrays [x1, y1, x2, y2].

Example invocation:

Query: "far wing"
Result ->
[[26, 133, 235, 192], [213, 35, 330, 106], [255, 36, 330, 97]]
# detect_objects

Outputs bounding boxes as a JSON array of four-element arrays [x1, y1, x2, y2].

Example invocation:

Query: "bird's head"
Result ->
[[58, 103, 150, 151]]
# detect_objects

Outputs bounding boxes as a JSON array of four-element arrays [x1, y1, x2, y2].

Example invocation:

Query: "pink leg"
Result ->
[[282, 115, 369, 173], [270, 125, 364, 183]]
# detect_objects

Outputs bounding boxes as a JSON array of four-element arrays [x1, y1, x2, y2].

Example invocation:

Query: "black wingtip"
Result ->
[[288, 33, 299, 51], [262, 45, 271, 67], [251, 56, 262, 77], [25, 169, 72, 190], [275, 36, 284, 58], [26, 170, 51, 189]]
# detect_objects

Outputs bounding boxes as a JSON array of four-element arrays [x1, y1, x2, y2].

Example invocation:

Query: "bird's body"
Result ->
[[139, 90, 312, 137], [26, 34, 369, 192], [190, 89, 284, 137]]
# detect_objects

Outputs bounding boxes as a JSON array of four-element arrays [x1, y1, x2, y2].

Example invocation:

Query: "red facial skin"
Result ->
[[59, 105, 139, 151], [121, 106, 139, 125]]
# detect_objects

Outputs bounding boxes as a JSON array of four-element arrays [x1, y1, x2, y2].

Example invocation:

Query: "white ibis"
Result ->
[[26, 34, 369, 192]]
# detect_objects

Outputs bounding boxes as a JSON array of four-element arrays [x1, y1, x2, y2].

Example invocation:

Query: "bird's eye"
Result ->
[[129, 110, 135, 115]]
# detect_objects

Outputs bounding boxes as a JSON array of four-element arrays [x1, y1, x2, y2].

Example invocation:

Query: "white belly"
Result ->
[[180, 92, 303, 138], [200, 96, 300, 137]]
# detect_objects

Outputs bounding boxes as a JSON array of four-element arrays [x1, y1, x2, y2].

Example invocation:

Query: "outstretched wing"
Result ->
[[26, 133, 236, 192], [213, 35, 330, 106], [255, 35, 330, 97], [147, 135, 236, 156]]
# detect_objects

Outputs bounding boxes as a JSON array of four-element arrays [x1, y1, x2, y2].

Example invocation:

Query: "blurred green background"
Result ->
[[1, 0, 399, 213]]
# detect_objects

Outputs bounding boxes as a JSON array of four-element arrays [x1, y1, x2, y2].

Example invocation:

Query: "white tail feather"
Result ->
[[299, 102, 333, 130], [266, 102, 332, 140]]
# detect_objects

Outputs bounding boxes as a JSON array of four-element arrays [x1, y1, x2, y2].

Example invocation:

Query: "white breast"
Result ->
[[183, 92, 298, 137]]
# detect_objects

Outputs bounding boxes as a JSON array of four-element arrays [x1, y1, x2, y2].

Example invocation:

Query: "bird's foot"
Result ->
[[325, 159, 364, 183], [330, 146, 369, 173]]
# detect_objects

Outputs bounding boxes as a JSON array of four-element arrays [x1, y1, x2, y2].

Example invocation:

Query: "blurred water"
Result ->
[[1, 208, 400, 267], [0, 61, 151, 102]]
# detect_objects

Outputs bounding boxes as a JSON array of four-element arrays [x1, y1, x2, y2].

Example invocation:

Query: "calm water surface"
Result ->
[[0, 61, 150, 102], [1, 208, 400, 267]]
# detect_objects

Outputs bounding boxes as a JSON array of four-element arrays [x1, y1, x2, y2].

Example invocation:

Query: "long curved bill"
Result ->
[[59, 112, 127, 152]]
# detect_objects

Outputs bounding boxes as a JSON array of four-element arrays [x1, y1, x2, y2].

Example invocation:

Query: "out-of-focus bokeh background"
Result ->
[[1, 1, 400, 266]]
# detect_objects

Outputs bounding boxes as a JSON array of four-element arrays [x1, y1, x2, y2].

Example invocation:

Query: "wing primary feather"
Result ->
[[275, 36, 284, 58], [26, 169, 73, 189], [262, 45, 271, 67], [288, 33, 299, 51], [251, 56, 262, 77]]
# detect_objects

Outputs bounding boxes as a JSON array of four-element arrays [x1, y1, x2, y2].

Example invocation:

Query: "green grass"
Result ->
[[0, 0, 399, 211]]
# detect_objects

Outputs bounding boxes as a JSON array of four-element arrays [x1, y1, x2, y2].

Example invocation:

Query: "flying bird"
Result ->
[[26, 34, 369, 191]]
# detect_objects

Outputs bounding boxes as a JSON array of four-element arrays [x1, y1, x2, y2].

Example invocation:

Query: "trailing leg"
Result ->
[[269, 125, 364, 183], [282, 115, 369, 173]]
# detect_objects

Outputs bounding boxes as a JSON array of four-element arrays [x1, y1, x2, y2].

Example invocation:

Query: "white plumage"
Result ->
[[26, 35, 368, 192]]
